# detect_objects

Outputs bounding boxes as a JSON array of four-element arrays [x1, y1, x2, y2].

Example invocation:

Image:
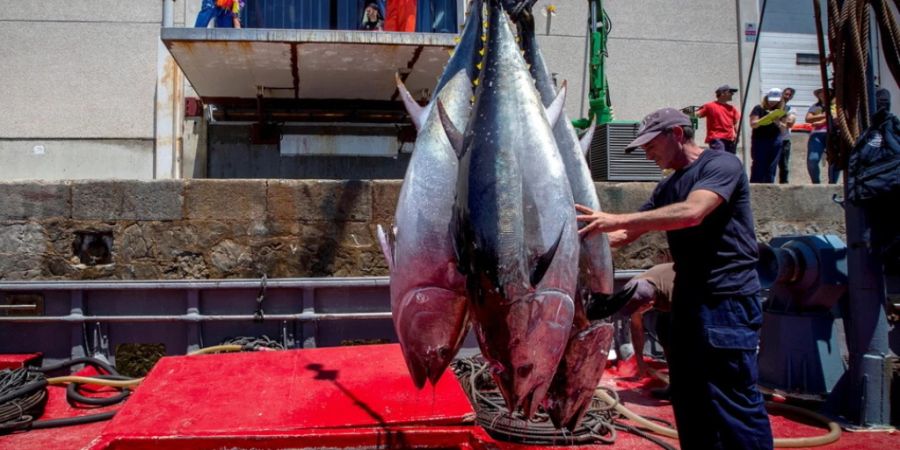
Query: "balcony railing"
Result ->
[[237, 0, 459, 32]]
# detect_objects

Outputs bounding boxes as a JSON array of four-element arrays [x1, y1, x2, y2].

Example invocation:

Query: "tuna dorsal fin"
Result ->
[[579, 118, 596, 157], [437, 99, 466, 159], [584, 283, 638, 321], [530, 223, 565, 288], [544, 80, 567, 127], [396, 73, 426, 132], [376, 224, 394, 272]]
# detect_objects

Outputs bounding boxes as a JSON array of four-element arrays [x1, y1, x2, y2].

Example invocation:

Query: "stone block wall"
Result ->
[[0, 180, 845, 280]]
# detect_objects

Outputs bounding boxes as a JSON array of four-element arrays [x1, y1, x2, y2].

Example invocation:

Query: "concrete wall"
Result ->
[[0, 180, 845, 280]]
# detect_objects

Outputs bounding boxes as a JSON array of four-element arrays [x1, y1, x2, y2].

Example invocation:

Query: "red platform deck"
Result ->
[[0, 348, 895, 449], [87, 344, 478, 449]]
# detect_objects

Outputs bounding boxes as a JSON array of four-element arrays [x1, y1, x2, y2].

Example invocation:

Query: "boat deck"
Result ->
[[0, 345, 894, 449]]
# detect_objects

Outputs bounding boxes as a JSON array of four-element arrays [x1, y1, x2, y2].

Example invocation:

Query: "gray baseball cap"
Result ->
[[716, 84, 739, 93], [624, 107, 693, 153]]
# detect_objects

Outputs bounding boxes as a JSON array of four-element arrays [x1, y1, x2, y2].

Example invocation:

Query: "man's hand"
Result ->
[[607, 230, 631, 247], [575, 204, 624, 236]]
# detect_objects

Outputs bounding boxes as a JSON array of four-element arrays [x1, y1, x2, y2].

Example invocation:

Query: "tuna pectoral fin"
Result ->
[[396, 73, 426, 132], [544, 80, 567, 128], [584, 283, 638, 321], [436, 100, 466, 158], [579, 118, 596, 157], [376, 224, 394, 272], [530, 224, 564, 288]]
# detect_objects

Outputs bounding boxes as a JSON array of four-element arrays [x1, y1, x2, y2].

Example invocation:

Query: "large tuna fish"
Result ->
[[438, 0, 578, 418], [377, 0, 484, 389], [517, 8, 613, 303], [515, 7, 620, 430]]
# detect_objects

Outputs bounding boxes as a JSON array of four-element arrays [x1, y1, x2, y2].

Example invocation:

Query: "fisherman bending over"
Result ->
[[576, 108, 773, 450]]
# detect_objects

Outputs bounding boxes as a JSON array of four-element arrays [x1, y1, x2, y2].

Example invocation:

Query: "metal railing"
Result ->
[[234, 0, 459, 32]]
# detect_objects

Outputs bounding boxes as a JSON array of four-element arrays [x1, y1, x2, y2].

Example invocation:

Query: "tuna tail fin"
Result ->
[[396, 73, 426, 132], [579, 118, 596, 157], [530, 223, 564, 288], [544, 80, 567, 127], [584, 283, 638, 321], [436, 99, 466, 159], [376, 224, 395, 273]]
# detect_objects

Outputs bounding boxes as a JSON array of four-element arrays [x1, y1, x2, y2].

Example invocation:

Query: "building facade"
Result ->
[[2, 0, 778, 180]]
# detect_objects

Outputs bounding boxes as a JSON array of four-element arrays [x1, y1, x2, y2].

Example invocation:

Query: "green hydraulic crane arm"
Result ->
[[574, 0, 613, 129]]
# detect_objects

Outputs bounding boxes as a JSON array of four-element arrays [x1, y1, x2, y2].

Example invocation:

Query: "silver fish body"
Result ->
[[379, 1, 485, 388], [444, 0, 578, 418]]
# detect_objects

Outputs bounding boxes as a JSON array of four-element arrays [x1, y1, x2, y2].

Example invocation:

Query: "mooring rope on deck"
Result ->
[[452, 356, 678, 449]]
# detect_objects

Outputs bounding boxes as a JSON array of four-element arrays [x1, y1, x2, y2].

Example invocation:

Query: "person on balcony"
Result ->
[[362, 2, 385, 31], [385, 0, 417, 32], [195, 0, 243, 28]]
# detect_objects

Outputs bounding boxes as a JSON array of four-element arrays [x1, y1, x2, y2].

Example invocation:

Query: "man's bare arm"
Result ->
[[607, 230, 646, 248], [576, 189, 725, 236]]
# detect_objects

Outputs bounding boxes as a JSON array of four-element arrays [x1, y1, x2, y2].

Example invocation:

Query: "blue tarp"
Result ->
[[416, 0, 458, 33], [242, 0, 331, 29]]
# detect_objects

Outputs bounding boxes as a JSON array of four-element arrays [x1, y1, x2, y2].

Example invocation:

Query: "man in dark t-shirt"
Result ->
[[576, 108, 773, 450]]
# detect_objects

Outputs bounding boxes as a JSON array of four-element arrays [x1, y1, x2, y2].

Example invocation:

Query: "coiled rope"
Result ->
[[452, 356, 677, 449], [0, 337, 284, 434], [823, 0, 900, 169]]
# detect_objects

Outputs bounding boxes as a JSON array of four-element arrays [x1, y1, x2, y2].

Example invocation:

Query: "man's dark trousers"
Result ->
[[667, 292, 774, 450], [778, 139, 791, 183], [709, 139, 737, 154]]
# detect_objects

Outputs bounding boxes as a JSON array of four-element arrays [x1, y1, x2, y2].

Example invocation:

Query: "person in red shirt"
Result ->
[[697, 84, 741, 154], [385, 0, 417, 32]]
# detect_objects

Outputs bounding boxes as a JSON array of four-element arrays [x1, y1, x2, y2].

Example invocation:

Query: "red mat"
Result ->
[[1, 351, 895, 450]]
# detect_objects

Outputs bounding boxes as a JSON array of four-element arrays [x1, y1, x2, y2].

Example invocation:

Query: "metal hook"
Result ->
[[254, 274, 267, 322]]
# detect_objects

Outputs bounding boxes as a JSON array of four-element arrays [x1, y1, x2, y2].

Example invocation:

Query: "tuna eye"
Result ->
[[516, 363, 534, 379]]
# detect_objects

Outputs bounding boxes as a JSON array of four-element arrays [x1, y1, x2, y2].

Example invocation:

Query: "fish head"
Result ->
[[481, 288, 574, 418], [544, 322, 614, 430], [394, 286, 470, 388]]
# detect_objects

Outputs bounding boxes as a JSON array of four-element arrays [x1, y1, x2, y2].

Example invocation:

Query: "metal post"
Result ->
[[734, 0, 747, 163], [739, 0, 767, 171], [154, 0, 184, 179]]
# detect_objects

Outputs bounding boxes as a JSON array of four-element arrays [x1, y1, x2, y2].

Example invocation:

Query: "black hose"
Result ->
[[30, 410, 118, 429], [1, 358, 132, 434], [36, 357, 120, 377], [65, 374, 133, 407]]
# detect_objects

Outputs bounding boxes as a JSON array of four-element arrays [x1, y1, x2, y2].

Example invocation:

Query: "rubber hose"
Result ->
[[37, 357, 119, 377], [42, 345, 246, 390], [187, 344, 243, 355], [593, 388, 842, 448], [66, 384, 129, 407], [30, 410, 117, 429], [46, 376, 143, 388]]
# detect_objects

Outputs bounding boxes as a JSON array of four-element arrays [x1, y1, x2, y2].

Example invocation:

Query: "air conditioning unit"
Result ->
[[589, 121, 662, 181]]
